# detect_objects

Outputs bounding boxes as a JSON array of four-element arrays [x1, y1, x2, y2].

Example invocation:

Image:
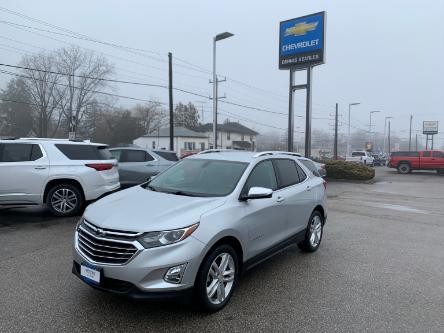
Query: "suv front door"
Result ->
[[0, 143, 49, 204], [272, 159, 314, 236], [238, 160, 288, 258]]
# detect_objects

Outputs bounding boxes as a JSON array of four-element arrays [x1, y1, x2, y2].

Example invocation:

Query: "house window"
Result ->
[[200, 142, 205, 151], [184, 142, 196, 151], [227, 132, 231, 140], [241, 134, 244, 141], [152, 141, 156, 149]]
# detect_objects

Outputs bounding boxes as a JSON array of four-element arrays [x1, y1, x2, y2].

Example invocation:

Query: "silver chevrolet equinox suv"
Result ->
[[73, 150, 327, 312]]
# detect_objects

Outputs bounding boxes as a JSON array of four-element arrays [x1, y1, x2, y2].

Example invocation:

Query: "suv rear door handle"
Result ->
[[276, 196, 285, 203], [34, 166, 47, 170]]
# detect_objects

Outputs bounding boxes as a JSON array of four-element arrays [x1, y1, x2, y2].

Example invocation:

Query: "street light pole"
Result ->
[[383, 116, 393, 154], [212, 32, 234, 149], [369, 110, 381, 146], [347, 102, 360, 156]]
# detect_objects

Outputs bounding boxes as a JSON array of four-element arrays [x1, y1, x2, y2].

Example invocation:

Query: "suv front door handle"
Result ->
[[276, 196, 285, 203], [34, 166, 47, 170]]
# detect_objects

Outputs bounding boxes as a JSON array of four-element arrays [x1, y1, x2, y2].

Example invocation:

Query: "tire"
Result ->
[[397, 163, 411, 174], [195, 244, 239, 312], [298, 210, 324, 253], [46, 183, 83, 217]]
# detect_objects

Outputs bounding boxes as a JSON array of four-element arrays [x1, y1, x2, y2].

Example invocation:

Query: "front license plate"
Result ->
[[80, 263, 101, 285]]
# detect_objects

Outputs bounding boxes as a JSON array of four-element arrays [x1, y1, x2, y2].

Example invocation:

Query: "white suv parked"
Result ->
[[0, 138, 119, 216]]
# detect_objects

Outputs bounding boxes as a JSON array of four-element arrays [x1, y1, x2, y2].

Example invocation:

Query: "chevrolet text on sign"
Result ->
[[279, 12, 326, 69]]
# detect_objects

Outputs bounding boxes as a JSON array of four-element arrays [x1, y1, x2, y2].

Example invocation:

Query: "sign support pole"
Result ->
[[305, 66, 313, 158], [288, 69, 294, 152]]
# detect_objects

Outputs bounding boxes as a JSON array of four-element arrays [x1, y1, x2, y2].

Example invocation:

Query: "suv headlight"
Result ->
[[137, 223, 199, 249]]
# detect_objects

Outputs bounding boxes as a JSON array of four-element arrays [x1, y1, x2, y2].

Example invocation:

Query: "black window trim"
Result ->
[[272, 158, 308, 190], [239, 158, 278, 198]]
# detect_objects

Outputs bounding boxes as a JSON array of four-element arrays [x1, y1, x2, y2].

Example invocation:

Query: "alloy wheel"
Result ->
[[206, 253, 235, 305], [51, 188, 78, 214], [309, 215, 322, 247]]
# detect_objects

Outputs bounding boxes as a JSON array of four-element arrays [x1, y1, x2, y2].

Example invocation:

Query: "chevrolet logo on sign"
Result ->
[[284, 22, 318, 36]]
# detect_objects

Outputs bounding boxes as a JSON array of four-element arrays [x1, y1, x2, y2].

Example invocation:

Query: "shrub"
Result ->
[[323, 160, 375, 181]]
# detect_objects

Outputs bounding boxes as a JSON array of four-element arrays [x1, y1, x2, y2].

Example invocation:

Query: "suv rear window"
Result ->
[[0, 143, 43, 162], [154, 150, 179, 162], [56, 144, 112, 160]]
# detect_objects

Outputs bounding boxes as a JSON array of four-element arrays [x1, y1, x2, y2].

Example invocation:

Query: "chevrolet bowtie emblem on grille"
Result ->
[[95, 227, 106, 237], [284, 21, 318, 36]]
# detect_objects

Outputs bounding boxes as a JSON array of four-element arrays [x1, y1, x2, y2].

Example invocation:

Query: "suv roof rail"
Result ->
[[197, 149, 236, 155], [253, 151, 302, 158], [0, 136, 19, 140], [18, 137, 91, 143]]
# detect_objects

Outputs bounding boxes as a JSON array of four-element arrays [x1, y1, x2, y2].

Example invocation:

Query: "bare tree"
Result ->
[[21, 51, 65, 137], [56, 46, 114, 135], [131, 102, 165, 135]]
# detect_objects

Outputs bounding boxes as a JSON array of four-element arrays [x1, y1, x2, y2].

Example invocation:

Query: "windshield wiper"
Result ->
[[145, 185, 157, 192]]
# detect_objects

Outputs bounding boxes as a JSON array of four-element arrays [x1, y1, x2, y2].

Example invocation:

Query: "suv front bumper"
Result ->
[[72, 232, 205, 298]]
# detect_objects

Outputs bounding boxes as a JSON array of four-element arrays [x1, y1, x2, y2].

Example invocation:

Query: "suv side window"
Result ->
[[56, 144, 112, 160], [243, 160, 277, 193], [0, 143, 42, 162], [300, 160, 320, 177], [423, 151, 431, 157], [121, 150, 154, 162], [273, 159, 302, 188], [295, 162, 307, 181], [432, 151, 444, 158]]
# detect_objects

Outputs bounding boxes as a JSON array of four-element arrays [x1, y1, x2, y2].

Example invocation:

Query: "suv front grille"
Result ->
[[77, 221, 140, 265]]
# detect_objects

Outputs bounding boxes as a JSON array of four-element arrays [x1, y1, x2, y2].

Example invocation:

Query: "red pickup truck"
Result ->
[[389, 150, 444, 174]]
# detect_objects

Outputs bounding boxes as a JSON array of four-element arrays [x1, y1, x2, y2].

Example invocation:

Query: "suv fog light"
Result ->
[[164, 263, 187, 284]]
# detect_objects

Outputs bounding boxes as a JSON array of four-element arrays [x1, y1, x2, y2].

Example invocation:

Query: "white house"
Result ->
[[193, 122, 258, 151], [133, 126, 209, 157]]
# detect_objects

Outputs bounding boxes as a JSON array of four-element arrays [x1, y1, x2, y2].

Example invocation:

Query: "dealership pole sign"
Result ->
[[423, 121, 438, 135], [279, 11, 326, 157], [279, 12, 326, 69]]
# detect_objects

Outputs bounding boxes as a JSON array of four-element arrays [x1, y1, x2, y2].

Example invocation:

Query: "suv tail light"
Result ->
[[85, 163, 113, 171]]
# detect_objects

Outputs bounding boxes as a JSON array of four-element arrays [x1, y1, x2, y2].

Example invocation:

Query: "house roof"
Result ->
[[193, 122, 258, 135], [140, 127, 208, 138]]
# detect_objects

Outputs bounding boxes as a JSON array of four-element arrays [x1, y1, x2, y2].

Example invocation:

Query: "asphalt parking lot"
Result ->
[[1, 167, 443, 332]]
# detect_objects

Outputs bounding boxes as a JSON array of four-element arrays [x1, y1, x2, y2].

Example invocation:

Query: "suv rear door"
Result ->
[[117, 149, 159, 187], [421, 151, 434, 169], [273, 159, 313, 237], [0, 142, 49, 204], [431, 151, 444, 169]]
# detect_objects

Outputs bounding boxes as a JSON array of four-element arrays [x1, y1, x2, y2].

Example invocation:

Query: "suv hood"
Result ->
[[84, 186, 226, 232]]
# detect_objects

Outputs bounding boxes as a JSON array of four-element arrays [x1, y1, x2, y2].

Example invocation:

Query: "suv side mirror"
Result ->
[[240, 187, 273, 201]]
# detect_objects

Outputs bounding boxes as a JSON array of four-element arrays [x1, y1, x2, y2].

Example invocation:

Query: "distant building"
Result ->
[[133, 126, 209, 157], [193, 122, 258, 151]]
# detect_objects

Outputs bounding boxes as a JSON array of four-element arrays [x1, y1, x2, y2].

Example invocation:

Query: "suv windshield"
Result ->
[[147, 158, 248, 197]]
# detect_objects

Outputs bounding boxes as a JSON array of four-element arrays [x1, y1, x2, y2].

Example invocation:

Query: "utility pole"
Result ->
[[415, 134, 418, 151], [209, 77, 226, 148], [408, 114, 413, 151], [334, 103, 338, 159], [388, 121, 391, 154], [168, 52, 174, 151]]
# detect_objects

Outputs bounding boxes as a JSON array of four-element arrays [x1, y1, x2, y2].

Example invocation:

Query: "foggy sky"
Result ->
[[0, 0, 443, 145]]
